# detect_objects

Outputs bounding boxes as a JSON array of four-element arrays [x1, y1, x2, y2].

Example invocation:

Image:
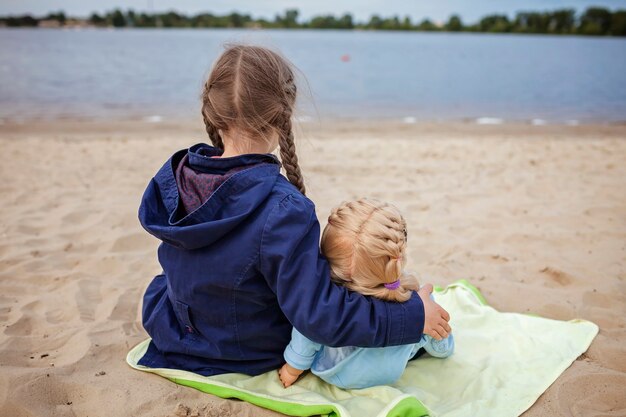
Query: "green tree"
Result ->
[[110, 9, 126, 27], [274, 9, 299, 28], [125, 10, 136, 27], [227, 12, 251, 28], [89, 13, 105, 26], [609, 10, 626, 35], [446, 14, 463, 31], [192, 13, 226, 28], [338, 13, 354, 29], [401, 15, 413, 30], [368, 15, 383, 29], [514, 12, 550, 33], [6, 15, 38, 27], [309, 15, 339, 29], [136, 13, 156, 27], [417, 19, 437, 31], [579, 7, 612, 35], [382, 15, 401, 30], [548, 9, 575, 34], [45, 11, 66, 25], [284, 9, 299, 28], [479, 15, 511, 32], [161, 11, 186, 27]]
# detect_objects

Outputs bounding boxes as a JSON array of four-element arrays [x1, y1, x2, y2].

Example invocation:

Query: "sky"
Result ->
[[1, 0, 625, 24]]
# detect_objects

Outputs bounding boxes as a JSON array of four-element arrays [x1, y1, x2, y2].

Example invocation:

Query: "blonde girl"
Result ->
[[279, 198, 454, 389], [137, 44, 451, 377]]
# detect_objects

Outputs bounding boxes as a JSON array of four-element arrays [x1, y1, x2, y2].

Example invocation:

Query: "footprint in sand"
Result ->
[[0, 305, 11, 324], [109, 288, 143, 336], [45, 307, 73, 325], [61, 210, 93, 226], [540, 266, 574, 286], [582, 290, 624, 310], [111, 232, 153, 253], [4, 315, 34, 336], [4, 300, 44, 336], [539, 303, 575, 321], [15, 224, 41, 236], [75, 279, 102, 322], [173, 402, 233, 417], [406, 203, 430, 212], [9, 374, 75, 414], [557, 372, 626, 416]]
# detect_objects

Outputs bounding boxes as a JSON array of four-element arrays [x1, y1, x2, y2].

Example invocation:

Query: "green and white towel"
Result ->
[[127, 280, 598, 417]]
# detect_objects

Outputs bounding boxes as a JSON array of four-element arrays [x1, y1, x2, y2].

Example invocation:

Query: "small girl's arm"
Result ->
[[279, 327, 322, 388]]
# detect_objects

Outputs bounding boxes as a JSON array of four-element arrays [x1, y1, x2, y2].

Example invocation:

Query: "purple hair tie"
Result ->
[[384, 280, 401, 290]]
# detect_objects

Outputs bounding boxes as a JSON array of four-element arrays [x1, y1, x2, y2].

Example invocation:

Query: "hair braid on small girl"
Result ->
[[278, 115, 306, 195], [322, 198, 416, 302]]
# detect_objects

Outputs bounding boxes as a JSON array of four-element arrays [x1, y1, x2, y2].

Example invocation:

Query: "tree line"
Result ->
[[1, 7, 625, 36]]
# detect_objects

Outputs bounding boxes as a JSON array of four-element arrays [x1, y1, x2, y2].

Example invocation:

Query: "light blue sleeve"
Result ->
[[283, 327, 323, 371]]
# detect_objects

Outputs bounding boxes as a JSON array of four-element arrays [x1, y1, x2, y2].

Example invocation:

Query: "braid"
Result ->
[[279, 116, 306, 195], [322, 198, 415, 302], [201, 80, 224, 150], [204, 119, 224, 150]]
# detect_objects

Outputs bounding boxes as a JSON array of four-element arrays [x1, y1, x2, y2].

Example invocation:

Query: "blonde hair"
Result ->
[[321, 198, 419, 302], [201, 43, 305, 194]]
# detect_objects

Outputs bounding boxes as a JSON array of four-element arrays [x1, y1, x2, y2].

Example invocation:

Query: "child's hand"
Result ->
[[418, 283, 451, 340], [278, 363, 304, 388]]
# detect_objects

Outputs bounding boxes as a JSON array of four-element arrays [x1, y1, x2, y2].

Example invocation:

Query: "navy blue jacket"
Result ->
[[137, 143, 426, 376]]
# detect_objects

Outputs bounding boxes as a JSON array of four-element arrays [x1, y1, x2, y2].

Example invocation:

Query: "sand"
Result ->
[[0, 119, 625, 416]]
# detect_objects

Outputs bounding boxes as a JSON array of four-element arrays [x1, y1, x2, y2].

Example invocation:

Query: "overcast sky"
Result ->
[[1, 1, 625, 23]]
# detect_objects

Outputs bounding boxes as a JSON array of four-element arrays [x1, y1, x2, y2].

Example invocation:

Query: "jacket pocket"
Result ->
[[173, 300, 197, 336]]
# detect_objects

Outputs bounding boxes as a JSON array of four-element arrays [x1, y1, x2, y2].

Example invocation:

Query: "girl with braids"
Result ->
[[278, 198, 454, 389], [137, 44, 451, 377]]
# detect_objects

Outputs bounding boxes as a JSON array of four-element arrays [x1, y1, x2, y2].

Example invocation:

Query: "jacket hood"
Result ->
[[138, 143, 281, 250]]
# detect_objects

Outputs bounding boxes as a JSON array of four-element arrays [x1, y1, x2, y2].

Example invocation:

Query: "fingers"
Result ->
[[278, 370, 285, 387], [442, 320, 452, 334], [426, 321, 452, 340], [436, 324, 449, 339], [425, 327, 443, 340], [278, 369, 290, 388], [440, 307, 451, 322], [432, 325, 447, 340]]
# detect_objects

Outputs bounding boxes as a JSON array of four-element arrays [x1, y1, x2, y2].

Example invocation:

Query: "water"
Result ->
[[1, 28, 625, 124]]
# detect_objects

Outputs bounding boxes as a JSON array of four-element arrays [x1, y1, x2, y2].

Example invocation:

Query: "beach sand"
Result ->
[[1, 119, 625, 416]]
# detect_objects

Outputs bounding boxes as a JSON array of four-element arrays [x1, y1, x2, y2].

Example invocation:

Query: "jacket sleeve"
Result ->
[[283, 328, 323, 370], [259, 193, 426, 348]]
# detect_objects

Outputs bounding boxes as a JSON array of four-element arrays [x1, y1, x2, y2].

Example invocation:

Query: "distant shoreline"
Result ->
[[1, 7, 625, 37], [3, 26, 626, 38]]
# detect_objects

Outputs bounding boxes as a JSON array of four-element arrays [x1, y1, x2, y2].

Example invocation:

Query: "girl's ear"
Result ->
[[269, 129, 280, 153]]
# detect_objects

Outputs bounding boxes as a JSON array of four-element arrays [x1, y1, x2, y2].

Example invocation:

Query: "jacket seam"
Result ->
[[259, 192, 312, 276], [233, 252, 260, 360], [385, 301, 393, 344], [399, 299, 406, 344]]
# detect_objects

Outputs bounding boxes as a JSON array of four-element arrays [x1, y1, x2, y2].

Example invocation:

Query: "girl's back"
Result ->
[[139, 143, 307, 375]]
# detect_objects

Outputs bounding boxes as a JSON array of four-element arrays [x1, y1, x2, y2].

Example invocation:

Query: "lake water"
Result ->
[[0, 28, 625, 124]]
